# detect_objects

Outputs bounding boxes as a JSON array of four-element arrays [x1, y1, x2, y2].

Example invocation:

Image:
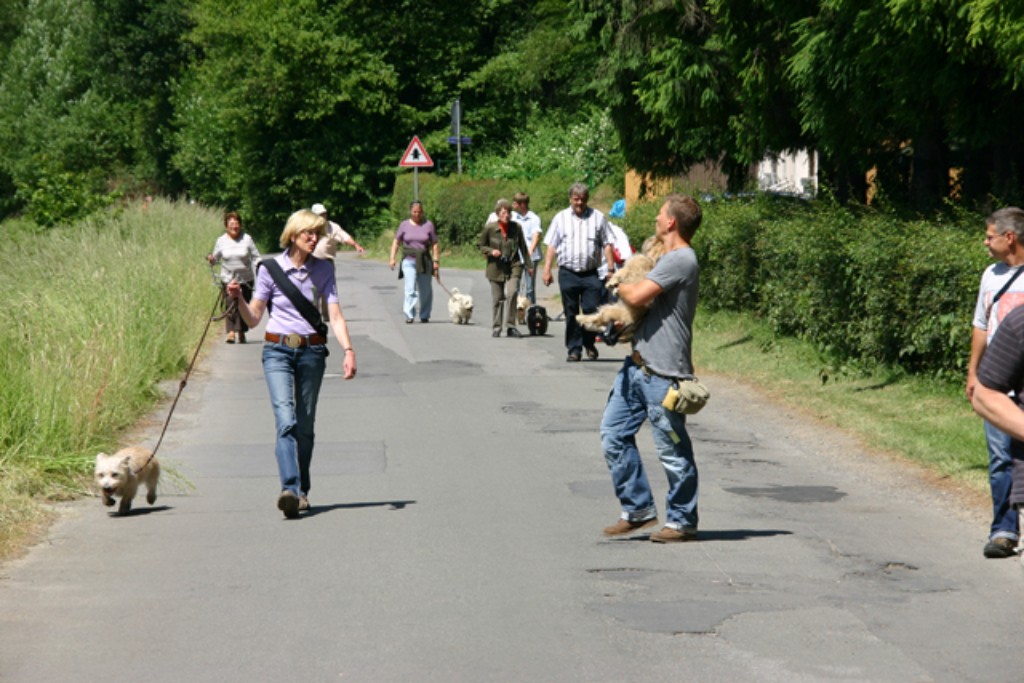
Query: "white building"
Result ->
[[757, 149, 818, 198]]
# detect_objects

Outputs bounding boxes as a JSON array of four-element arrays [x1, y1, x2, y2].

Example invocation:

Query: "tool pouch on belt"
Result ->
[[661, 378, 710, 415]]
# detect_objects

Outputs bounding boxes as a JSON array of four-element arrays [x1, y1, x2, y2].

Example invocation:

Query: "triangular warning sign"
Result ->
[[399, 136, 434, 168]]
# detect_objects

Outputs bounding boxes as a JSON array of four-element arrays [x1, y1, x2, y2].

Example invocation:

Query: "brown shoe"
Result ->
[[237, 332, 246, 344], [298, 495, 309, 512], [649, 526, 698, 543], [277, 490, 300, 519], [603, 517, 658, 536], [226, 331, 235, 344]]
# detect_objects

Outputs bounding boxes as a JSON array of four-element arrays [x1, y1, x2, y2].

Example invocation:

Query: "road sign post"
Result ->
[[452, 99, 462, 175], [398, 136, 434, 202]]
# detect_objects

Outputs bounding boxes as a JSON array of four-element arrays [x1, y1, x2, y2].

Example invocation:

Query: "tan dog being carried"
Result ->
[[576, 236, 665, 344]]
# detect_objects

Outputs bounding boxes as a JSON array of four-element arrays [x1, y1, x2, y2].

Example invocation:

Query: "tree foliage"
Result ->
[[172, 0, 401, 239], [0, 0, 192, 224], [3, 0, 1024, 225], [173, 0, 535, 239], [585, 0, 1024, 210]]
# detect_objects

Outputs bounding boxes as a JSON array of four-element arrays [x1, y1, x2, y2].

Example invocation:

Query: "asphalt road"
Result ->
[[2, 253, 1022, 683]]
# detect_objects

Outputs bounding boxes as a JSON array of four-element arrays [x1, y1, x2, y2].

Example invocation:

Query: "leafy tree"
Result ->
[[585, 0, 1024, 210], [706, 0, 811, 168], [174, 0, 567, 237], [0, 0, 29, 67], [457, 0, 603, 150], [90, 0, 194, 193], [470, 107, 623, 189], [173, 0, 403, 238], [0, 0, 192, 223], [0, 0, 121, 224], [580, 0, 746, 185], [789, 0, 1024, 208]]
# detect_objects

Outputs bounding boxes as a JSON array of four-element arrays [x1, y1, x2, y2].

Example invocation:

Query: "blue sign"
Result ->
[[447, 136, 472, 145]]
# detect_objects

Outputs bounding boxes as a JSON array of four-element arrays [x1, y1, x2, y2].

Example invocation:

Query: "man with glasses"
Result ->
[[967, 207, 1024, 558]]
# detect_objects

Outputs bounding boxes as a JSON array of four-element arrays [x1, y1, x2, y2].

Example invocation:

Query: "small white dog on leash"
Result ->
[[448, 287, 474, 324], [94, 446, 161, 516]]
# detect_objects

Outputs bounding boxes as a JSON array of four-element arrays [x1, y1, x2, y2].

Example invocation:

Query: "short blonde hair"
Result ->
[[279, 209, 327, 249], [662, 194, 702, 240]]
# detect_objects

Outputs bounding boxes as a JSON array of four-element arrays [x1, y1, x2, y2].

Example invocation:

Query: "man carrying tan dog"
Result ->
[[599, 194, 703, 543]]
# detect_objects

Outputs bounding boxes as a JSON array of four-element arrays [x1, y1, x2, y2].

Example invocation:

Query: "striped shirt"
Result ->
[[543, 206, 613, 273]]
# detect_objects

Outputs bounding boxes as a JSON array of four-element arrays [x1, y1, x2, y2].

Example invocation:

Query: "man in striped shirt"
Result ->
[[542, 182, 616, 362]]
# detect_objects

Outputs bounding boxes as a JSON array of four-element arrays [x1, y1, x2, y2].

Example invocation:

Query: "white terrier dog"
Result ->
[[94, 446, 161, 516], [448, 287, 474, 324]]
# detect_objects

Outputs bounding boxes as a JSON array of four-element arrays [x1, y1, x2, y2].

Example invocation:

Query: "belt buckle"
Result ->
[[283, 333, 303, 349]]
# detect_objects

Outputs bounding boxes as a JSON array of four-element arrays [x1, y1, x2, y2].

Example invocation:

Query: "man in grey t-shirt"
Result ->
[[599, 195, 703, 543]]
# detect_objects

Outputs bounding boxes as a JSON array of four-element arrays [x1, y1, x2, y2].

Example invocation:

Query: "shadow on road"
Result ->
[[606, 528, 793, 543], [303, 500, 417, 518], [106, 504, 173, 518]]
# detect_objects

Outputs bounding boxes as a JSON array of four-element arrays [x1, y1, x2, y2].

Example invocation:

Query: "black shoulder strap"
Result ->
[[992, 266, 1024, 307], [261, 258, 328, 337]]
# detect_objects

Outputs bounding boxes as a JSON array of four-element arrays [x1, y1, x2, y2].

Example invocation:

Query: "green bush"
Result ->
[[592, 193, 985, 380], [678, 195, 986, 379], [468, 108, 624, 192]]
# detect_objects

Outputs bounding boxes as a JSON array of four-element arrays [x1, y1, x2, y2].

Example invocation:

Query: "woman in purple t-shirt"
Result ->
[[389, 201, 440, 323]]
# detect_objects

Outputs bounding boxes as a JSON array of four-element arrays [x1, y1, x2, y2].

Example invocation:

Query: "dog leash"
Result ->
[[435, 272, 455, 298], [209, 264, 237, 322], [133, 284, 225, 474]]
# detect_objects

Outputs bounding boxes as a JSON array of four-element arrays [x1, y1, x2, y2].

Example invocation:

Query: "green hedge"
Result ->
[[389, 173, 578, 247], [676, 196, 984, 379]]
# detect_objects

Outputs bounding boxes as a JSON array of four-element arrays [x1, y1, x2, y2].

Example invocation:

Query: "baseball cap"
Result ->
[[311, 203, 327, 215]]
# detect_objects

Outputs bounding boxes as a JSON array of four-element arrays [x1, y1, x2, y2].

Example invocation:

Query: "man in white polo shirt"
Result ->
[[542, 182, 615, 362]]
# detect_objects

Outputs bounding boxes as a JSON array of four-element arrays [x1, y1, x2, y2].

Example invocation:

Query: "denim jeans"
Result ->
[[262, 342, 327, 496], [401, 258, 433, 321], [985, 420, 1020, 541], [522, 260, 541, 305], [600, 358, 698, 530]]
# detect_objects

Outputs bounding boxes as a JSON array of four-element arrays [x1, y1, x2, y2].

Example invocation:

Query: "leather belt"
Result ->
[[631, 350, 676, 380], [264, 333, 327, 348]]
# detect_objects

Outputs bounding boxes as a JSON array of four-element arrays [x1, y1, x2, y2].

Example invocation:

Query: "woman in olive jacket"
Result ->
[[479, 198, 533, 338]]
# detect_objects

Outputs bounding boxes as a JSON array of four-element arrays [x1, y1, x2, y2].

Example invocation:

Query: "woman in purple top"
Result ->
[[228, 210, 357, 519], [389, 200, 440, 323]]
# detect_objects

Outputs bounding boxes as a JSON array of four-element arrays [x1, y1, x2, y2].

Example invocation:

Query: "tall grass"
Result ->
[[0, 199, 223, 501]]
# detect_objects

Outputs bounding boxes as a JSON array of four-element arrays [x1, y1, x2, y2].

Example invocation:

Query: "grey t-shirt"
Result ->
[[633, 246, 699, 378]]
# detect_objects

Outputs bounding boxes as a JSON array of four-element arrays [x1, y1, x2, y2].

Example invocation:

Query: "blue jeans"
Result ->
[[262, 342, 327, 496], [522, 260, 541, 305], [601, 358, 698, 530], [401, 258, 433, 321], [985, 420, 1020, 541]]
